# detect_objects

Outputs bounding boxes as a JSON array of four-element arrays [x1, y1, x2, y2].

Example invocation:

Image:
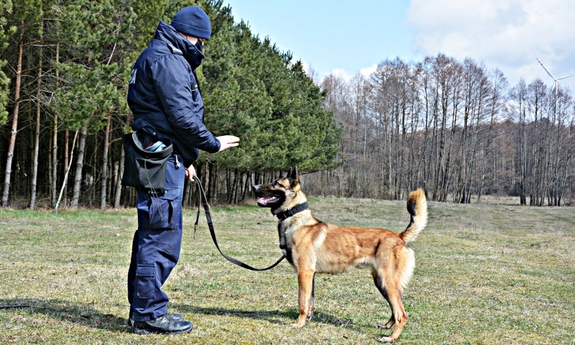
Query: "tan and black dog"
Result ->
[[253, 168, 427, 343]]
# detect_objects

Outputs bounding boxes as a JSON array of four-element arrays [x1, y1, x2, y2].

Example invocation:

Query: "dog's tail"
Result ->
[[400, 188, 428, 244]]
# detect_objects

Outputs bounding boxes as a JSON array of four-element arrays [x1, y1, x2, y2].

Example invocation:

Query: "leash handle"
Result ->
[[192, 175, 285, 271]]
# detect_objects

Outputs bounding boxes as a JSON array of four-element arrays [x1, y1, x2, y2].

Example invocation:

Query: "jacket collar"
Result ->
[[154, 21, 205, 69]]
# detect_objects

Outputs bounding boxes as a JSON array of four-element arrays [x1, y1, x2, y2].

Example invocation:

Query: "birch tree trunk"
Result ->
[[71, 126, 88, 209], [52, 42, 60, 206], [113, 145, 124, 208], [100, 114, 111, 209], [1, 32, 23, 207], [30, 28, 43, 210]]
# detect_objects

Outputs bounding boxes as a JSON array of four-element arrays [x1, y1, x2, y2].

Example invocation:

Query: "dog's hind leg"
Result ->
[[293, 269, 315, 328], [372, 270, 395, 329], [381, 285, 408, 343], [373, 269, 408, 343]]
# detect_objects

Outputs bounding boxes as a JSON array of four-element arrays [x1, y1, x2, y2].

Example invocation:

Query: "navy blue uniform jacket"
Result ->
[[128, 21, 220, 165]]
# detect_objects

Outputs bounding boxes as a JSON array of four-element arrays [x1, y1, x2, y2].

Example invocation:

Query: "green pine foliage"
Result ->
[[0, 0, 341, 207], [51, 0, 137, 131], [0, 0, 15, 125], [188, 0, 341, 172]]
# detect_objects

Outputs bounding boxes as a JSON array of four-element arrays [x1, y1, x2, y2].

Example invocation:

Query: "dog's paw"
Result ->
[[290, 318, 306, 328], [378, 336, 395, 343], [306, 311, 314, 322]]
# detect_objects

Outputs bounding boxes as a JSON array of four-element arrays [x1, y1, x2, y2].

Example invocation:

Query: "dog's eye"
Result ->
[[273, 180, 285, 189]]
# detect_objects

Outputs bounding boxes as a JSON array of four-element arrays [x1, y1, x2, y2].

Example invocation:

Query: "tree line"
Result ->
[[303, 55, 574, 206], [1, 1, 573, 209], [0, 0, 341, 209]]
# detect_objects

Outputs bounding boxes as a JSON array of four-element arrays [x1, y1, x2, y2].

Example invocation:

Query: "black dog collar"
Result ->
[[274, 202, 309, 220]]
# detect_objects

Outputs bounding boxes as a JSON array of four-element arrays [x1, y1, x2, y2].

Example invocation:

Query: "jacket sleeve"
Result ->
[[150, 55, 220, 153]]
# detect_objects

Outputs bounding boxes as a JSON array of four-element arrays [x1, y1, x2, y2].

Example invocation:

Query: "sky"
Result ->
[[223, 0, 575, 92]]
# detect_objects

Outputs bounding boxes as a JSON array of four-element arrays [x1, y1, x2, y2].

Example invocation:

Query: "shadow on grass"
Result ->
[[173, 303, 362, 331], [0, 298, 362, 333], [0, 298, 127, 331]]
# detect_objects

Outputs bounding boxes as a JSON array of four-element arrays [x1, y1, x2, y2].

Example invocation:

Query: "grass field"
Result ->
[[1, 196, 574, 344]]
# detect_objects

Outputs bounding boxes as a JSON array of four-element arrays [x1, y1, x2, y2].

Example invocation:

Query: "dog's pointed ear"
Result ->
[[289, 166, 299, 181]]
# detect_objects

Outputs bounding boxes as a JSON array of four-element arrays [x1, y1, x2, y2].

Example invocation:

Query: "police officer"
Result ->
[[126, 6, 239, 334]]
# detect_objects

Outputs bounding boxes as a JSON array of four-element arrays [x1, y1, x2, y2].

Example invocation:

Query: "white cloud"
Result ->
[[407, 0, 575, 90], [360, 64, 378, 78], [320, 65, 377, 84], [329, 68, 354, 82]]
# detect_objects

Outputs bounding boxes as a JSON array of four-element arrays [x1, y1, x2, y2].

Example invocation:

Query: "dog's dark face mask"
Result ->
[[253, 168, 300, 211], [253, 179, 289, 209]]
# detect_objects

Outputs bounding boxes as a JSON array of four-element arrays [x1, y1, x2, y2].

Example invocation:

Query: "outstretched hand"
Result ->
[[217, 135, 240, 152], [185, 136, 239, 181]]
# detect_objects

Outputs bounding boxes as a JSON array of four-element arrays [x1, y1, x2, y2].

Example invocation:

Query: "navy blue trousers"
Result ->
[[127, 154, 185, 322]]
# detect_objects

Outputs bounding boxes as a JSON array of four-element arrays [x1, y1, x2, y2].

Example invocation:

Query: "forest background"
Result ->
[[1, 0, 574, 209]]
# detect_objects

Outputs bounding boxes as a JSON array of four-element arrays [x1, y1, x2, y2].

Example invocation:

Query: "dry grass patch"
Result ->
[[1, 198, 574, 344]]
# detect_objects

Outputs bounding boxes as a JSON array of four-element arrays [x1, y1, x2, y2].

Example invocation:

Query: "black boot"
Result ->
[[132, 314, 193, 335], [129, 313, 184, 327]]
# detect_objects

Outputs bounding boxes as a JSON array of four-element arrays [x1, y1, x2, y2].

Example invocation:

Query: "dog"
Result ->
[[253, 167, 427, 343]]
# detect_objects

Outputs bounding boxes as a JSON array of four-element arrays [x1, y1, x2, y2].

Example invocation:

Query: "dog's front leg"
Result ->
[[292, 269, 315, 328], [306, 273, 316, 322]]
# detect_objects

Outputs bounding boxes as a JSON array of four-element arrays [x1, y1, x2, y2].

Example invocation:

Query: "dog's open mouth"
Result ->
[[256, 195, 280, 207]]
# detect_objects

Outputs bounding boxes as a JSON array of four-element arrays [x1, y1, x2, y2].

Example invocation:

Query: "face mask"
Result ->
[[186, 49, 204, 70], [195, 39, 204, 53]]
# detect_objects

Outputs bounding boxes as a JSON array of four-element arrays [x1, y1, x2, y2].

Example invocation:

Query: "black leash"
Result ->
[[192, 175, 285, 271]]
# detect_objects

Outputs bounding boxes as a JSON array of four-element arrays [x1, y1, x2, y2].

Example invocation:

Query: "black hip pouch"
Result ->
[[121, 132, 173, 194]]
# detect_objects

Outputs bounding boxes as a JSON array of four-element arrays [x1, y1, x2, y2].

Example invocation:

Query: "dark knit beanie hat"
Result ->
[[171, 6, 211, 40]]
